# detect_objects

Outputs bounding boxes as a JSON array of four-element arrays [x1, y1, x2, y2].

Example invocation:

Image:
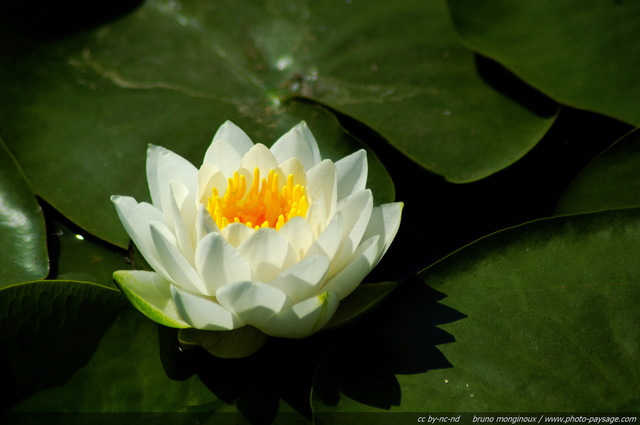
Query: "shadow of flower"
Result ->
[[312, 277, 464, 410], [160, 325, 329, 424], [159, 277, 464, 423]]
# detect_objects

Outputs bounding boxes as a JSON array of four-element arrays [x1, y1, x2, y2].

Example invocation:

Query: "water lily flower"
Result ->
[[111, 121, 402, 350]]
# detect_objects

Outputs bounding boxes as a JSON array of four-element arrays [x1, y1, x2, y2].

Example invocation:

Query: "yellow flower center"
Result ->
[[207, 167, 309, 231]]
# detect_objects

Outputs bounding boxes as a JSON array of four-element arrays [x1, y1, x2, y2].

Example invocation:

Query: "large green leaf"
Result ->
[[2, 280, 327, 423], [313, 209, 640, 418], [2, 281, 221, 417], [0, 281, 125, 411], [557, 129, 640, 215], [0, 0, 553, 246], [303, 0, 556, 183], [446, 0, 640, 125], [0, 137, 48, 286]]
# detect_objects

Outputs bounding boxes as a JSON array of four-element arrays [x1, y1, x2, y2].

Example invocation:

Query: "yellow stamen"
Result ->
[[206, 167, 309, 231]]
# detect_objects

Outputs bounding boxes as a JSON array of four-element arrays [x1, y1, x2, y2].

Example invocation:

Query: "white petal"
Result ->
[[171, 286, 244, 331], [216, 281, 291, 324], [305, 213, 344, 260], [362, 202, 403, 265], [238, 144, 279, 179], [203, 121, 254, 176], [256, 291, 339, 338], [238, 229, 295, 282], [195, 204, 219, 242], [330, 189, 374, 275], [222, 222, 256, 248], [269, 255, 330, 303], [113, 270, 190, 328], [150, 220, 207, 294], [168, 180, 196, 264], [146, 145, 197, 218], [277, 216, 315, 260], [322, 235, 380, 299], [197, 163, 226, 204], [306, 159, 337, 223], [276, 157, 308, 188], [305, 191, 329, 236], [195, 232, 253, 293], [111, 195, 170, 278], [270, 121, 321, 170], [146, 145, 161, 207], [335, 149, 368, 201]]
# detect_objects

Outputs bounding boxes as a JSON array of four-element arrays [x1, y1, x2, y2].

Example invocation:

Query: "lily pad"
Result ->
[[303, 0, 556, 183], [556, 129, 640, 215], [446, 0, 640, 125], [0, 280, 125, 410], [2, 279, 329, 423], [0, 137, 48, 286], [0, 0, 553, 246], [313, 209, 640, 416], [3, 280, 221, 416]]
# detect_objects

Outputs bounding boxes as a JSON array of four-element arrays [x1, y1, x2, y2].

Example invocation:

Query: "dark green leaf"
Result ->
[[0, 0, 554, 246], [557, 129, 640, 215], [2, 280, 321, 423], [0, 39, 393, 248], [447, 0, 640, 125], [304, 0, 556, 183], [3, 281, 220, 414], [0, 137, 48, 286], [313, 209, 640, 416], [417, 209, 640, 411], [0, 280, 125, 409]]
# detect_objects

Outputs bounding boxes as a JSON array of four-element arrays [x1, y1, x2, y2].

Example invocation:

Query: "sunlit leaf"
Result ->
[[0, 0, 553, 246], [447, 0, 640, 125], [0, 137, 48, 286], [304, 0, 556, 183], [313, 209, 640, 417]]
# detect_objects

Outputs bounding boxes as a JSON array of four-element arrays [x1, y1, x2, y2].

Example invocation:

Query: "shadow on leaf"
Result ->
[[160, 327, 329, 424], [474, 55, 558, 119], [0, 281, 126, 413], [312, 277, 464, 411], [0, 0, 145, 39], [156, 278, 464, 423]]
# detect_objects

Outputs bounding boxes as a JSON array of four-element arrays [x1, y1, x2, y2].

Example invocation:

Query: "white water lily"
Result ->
[[112, 121, 402, 343]]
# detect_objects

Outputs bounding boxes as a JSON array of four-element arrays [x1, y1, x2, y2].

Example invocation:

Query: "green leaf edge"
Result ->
[[0, 137, 49, 284], [419, 206, 640, 335], [444, 1, 640, 127], [0, 279, 121, 296], [555, 127, 640, 215]]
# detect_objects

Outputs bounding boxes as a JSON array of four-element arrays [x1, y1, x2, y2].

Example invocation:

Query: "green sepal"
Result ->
[[113, 270, 190, 329]]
